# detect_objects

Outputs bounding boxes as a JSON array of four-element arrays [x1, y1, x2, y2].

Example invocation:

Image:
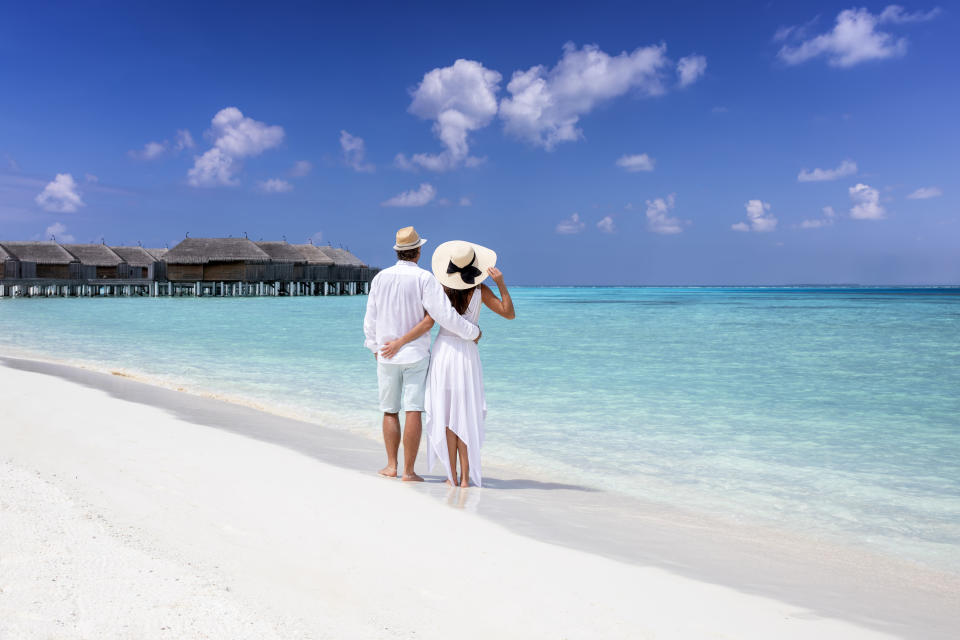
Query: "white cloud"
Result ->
[[645, 193, 684, 234], [797, 159, 857, 182], [399, 59, 501, 171], [878, 5, 941, 23], [188, 107, 285, 187], [500, 42, 671, 149], [907, 186, 942, 199], [131, 129, 194, 160], [597, 215, 615, 233], [773, 15, 822, 43], [777, 6, 939, 68], [187, 148, 237, 186], [35, 173, 84, 213], [308, 231, 323, 245], [258, 178, 293, 193], [208, 107, 284, 156], [711, 106, 728, 114], [175, 129, 195, 150], [459, 196, 472, 207], [556, 212, 585, 234], [616, 153, 655, 172], [340, 130, 374, 172], [800, 208, 836, 229], [84, 173, 99, 183], [732, 199, 777, 232], [130, 140, 167, 160], [291, 160, 313, 177], [849, 183, 885, 219], [45, 222, 74, 243], [677, 55, 707, 87], [381, 183, 436, 207]]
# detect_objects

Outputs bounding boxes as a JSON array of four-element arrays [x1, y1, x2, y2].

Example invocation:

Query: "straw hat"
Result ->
[[393, 226, 427, 251], [431, 240, 497, 290]]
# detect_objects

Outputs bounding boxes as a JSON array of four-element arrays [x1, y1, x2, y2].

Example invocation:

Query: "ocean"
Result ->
[[2, 286, 958, 571]]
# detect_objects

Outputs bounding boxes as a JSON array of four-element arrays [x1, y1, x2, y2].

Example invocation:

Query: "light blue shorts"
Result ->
[[377, 357, 429, 413]]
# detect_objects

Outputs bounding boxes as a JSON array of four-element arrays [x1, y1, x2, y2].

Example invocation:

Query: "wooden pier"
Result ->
[[0, 238, 375, 299]]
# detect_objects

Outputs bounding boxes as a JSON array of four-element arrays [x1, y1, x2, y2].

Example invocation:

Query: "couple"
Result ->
[[362, 226, 515, 488]]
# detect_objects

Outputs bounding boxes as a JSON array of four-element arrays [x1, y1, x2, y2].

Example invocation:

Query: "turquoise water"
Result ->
[[2, 287, 959, 570]]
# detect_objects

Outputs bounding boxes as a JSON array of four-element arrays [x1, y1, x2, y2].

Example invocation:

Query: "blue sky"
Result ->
[[1, 1, 956, 284]]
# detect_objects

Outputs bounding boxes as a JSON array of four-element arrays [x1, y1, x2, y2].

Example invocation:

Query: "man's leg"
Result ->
[[401, 411, 424, 482], [380, 412, 400, 477], [399, 357, 430, 482], [377, 361, 402, 477]]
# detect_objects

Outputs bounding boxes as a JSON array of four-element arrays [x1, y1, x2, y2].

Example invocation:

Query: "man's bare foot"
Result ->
[[401, 472, 425, 482], [444, 478, 453, 486], [378, 466, 397, 478]]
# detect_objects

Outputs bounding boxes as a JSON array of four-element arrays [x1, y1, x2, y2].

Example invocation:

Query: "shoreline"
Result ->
[[1, 354, 958, 638], [2, 343, 956, 572]]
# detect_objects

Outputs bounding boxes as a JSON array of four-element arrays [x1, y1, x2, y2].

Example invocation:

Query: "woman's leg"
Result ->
[[457, 437, 470, 488], [445, 427, 458, 485]]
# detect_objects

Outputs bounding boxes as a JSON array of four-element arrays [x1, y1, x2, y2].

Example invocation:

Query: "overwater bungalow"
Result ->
[[62, 244, 127, 279], [325, 247, 367, 267], [111, 246, 159, 279], [325, 247, 370, 282], [145, 248, 168, 280], [0, 236, 376, 298], [0, 241, 78, 279], [292, 243, 334, 281], [254, 241, 306, 281], [164, 237, 271, 282], [0, 244, 17, 279]]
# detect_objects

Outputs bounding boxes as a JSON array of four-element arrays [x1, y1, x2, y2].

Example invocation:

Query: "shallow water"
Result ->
[[2, 286, 958, 570]]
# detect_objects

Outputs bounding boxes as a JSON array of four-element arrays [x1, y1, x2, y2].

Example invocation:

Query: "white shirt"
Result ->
[[363, 260, 480, 364]]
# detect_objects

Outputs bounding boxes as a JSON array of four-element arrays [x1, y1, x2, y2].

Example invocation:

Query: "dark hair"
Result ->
[[444, 285, 477, 315], [396, 247, 420, 262]]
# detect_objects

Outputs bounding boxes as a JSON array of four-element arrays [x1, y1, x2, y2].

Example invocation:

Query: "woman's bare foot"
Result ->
[[459, 478, 470, 488], [444, 478, 453, 486], [378, 466, 397, 478], [401, 472, 424, 482]]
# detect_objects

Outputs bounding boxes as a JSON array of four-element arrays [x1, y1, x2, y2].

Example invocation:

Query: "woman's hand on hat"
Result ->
[[487, 267, 504, 284]]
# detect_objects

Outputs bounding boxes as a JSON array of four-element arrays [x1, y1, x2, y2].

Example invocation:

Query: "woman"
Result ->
[[380, 240, 514, 487]]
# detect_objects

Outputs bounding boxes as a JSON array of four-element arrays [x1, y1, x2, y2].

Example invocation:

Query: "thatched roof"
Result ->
[[111, 246, 157, 267], [164, 238, 271, 264], [145, 248, 168, 260], [325, 247, 366, 267], [311, 246, 341, 263], [255, 241, 306, 263], [0, 244, 12, 261], [292, 244, 335, 265], [62, 244, 125, 266], [0, 241, 77, 264]]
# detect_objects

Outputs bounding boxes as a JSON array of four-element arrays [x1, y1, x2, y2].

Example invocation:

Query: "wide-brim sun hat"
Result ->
[[394, 226, 427, 251], [431, 240, 497, 290]]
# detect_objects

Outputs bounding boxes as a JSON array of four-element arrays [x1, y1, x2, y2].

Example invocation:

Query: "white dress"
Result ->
[[425, 288, 486, 487]]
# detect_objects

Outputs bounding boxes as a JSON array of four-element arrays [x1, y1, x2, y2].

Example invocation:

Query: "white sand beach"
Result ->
[[1, 357, 957, 639]]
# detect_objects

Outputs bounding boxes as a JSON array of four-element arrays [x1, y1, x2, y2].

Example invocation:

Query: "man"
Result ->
[[363, 226, 481, 481]]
